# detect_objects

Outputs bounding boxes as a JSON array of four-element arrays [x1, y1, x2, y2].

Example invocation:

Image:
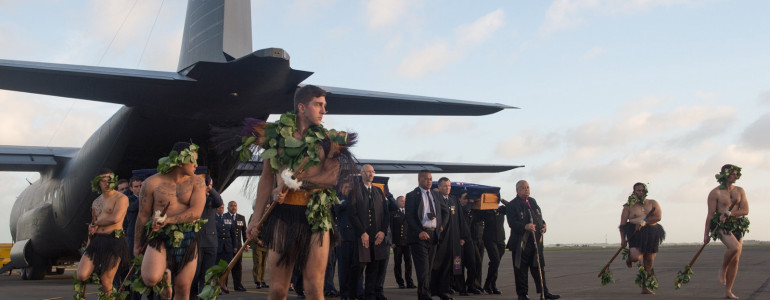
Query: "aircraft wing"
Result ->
[[232, 157, 522, 177], [0, 59, 194, 106], [0, 145, 79, 172], [320, 86, 517, 116]]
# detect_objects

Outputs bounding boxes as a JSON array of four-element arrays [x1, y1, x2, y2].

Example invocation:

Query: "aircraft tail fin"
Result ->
[[177, 0, 253, 72]]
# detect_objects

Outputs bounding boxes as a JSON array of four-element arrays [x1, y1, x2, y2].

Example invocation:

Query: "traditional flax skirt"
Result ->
[[620, 223, 666, 254], [84, 233, 129, 272], [148, 228, 199, 276], [262, 203, 338, 268]]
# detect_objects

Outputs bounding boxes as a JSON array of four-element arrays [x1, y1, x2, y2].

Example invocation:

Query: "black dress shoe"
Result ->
[[484, 289, 493, 295], [325, 290, 340, 298], [263, 282, 270, 288], [517, 295, 530, 300], [235, 286, 247, 291], [406, 283, 417, 289], [398, 284, 406, 289], [438, 294, 453, 300], [492, 289, 502, 295], [468, 288, 481, 295], [255, 282, 262, 289], [297, 291, 306, 299], [221, 287, 230, 294], [545, 292, 561, 299]]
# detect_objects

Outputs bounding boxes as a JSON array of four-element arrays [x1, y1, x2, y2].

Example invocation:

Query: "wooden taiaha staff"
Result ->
[[117, 203, 170, 293], [217, 157, 311, 289], [679, 200, 741, 273], [597, 207, 657, 277], [529, 212, 546, 300]]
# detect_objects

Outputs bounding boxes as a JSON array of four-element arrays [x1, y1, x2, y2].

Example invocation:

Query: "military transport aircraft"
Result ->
[[0, 0, 520, 279]]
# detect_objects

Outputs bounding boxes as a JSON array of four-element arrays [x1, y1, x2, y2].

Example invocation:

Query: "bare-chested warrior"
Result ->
[[619, 182, 665, 294], [704, 164, 749, 300], [75, 168, 129, 299], [240, 85, 356, 300], [134, 142, 206, 300]]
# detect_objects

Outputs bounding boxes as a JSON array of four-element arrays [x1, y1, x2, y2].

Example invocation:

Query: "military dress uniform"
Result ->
[[216, 213, 236, 292], [391, 206, 414, 288]]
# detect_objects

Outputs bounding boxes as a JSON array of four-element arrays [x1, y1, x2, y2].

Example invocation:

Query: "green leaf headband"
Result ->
[[90, 173, 118, 194], [157, 143, 200, 174], [715, 164, 741, 188], [626, 183, 648, 206]]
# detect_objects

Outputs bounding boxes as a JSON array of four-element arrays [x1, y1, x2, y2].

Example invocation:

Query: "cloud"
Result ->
[[496, 132, 561, 158], [397, 9, 505, 77], [397, 116, 477, 138], [366, 0, 408, 29], [581, 46, 607, 60], [759, 90, 770, 105], [455, 9, 505, 46], [540, 0, 697, 35], [739, 112, 770, 150], [397, 42, 456, 78]]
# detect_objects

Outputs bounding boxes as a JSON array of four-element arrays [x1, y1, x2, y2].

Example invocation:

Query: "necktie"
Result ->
[[426, 191, 436, 217]]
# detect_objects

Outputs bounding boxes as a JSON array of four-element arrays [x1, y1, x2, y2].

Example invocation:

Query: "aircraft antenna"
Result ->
[[137, 0, 165, 67], [97, 0, 139, 65], [47, 0, 138, 146]]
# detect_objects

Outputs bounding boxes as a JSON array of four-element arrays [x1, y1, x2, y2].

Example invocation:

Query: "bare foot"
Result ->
[[724, 291, 739, 299], [626, 256, 633, 268], [641, 287, 656, 295], [718, 269, 726, 285]]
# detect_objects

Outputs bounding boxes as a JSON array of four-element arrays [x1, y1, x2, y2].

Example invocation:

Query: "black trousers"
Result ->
[[376, 251, 388, 297], [324, 246, 338, 293], [231, 254, 243, 288], [410, 231, 437, 300], [472, 238, 485, 289], [393, 244, 414, 286], [430, 252, 451, 296], [360, 259, 383, 300], [482, 238, 501, 290], [514, 244, 548, 296], [217, 248, 234, 287], [460, 240, 478, 291], [196, 246, 218, 296]]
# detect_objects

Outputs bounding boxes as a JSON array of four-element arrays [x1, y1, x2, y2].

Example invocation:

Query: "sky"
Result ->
[[0, 0, 768, 245]]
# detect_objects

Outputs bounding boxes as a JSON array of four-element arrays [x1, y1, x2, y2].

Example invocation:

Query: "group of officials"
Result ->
[[337, 166, 560, 300]]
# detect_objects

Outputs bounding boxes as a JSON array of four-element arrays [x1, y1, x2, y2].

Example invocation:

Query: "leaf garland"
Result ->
[[157, 143, 199, 174], [245, 112, 345, 234], [715, 164, 741, 188], [143, 218, 207, 248], [90, 173, 118, 194], [709, 212, 750, 241], [73, 272, 101, 300], [634, 263, 658, 291], [306, 188, 340, 233], [197, 259, 229, 300], [599, 265, 615, 286], [674, 264, 693, 289], [620, 247, 630, 261], [125, 254, 172, 296]]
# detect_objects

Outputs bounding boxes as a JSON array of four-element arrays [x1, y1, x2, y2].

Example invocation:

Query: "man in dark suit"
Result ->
[[349, 164, 390, 300], [391, 196, 415, 289], [195, 176, 224, 297], [225, 201, 248, 291], [405, 170, 449, 300], [335, 182, 364, 300], [458, 194, 481, 295], [216, 204, 235, 294], [432, 177, 470, 297], [482, 204, 507, 295], [506, 180, 560, 300]]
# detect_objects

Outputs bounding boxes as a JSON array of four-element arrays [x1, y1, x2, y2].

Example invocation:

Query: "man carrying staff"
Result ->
[[619, 182, 664, 294], [243, 85, 356, 300], [134, 142, 206, 300], [506, 180, 559, 300], [74, 168, 129, 299], [704, 164, 749, 300]]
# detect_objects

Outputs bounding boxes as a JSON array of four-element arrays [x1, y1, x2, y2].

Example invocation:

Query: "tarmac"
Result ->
[[0, 245, 767, 300]]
